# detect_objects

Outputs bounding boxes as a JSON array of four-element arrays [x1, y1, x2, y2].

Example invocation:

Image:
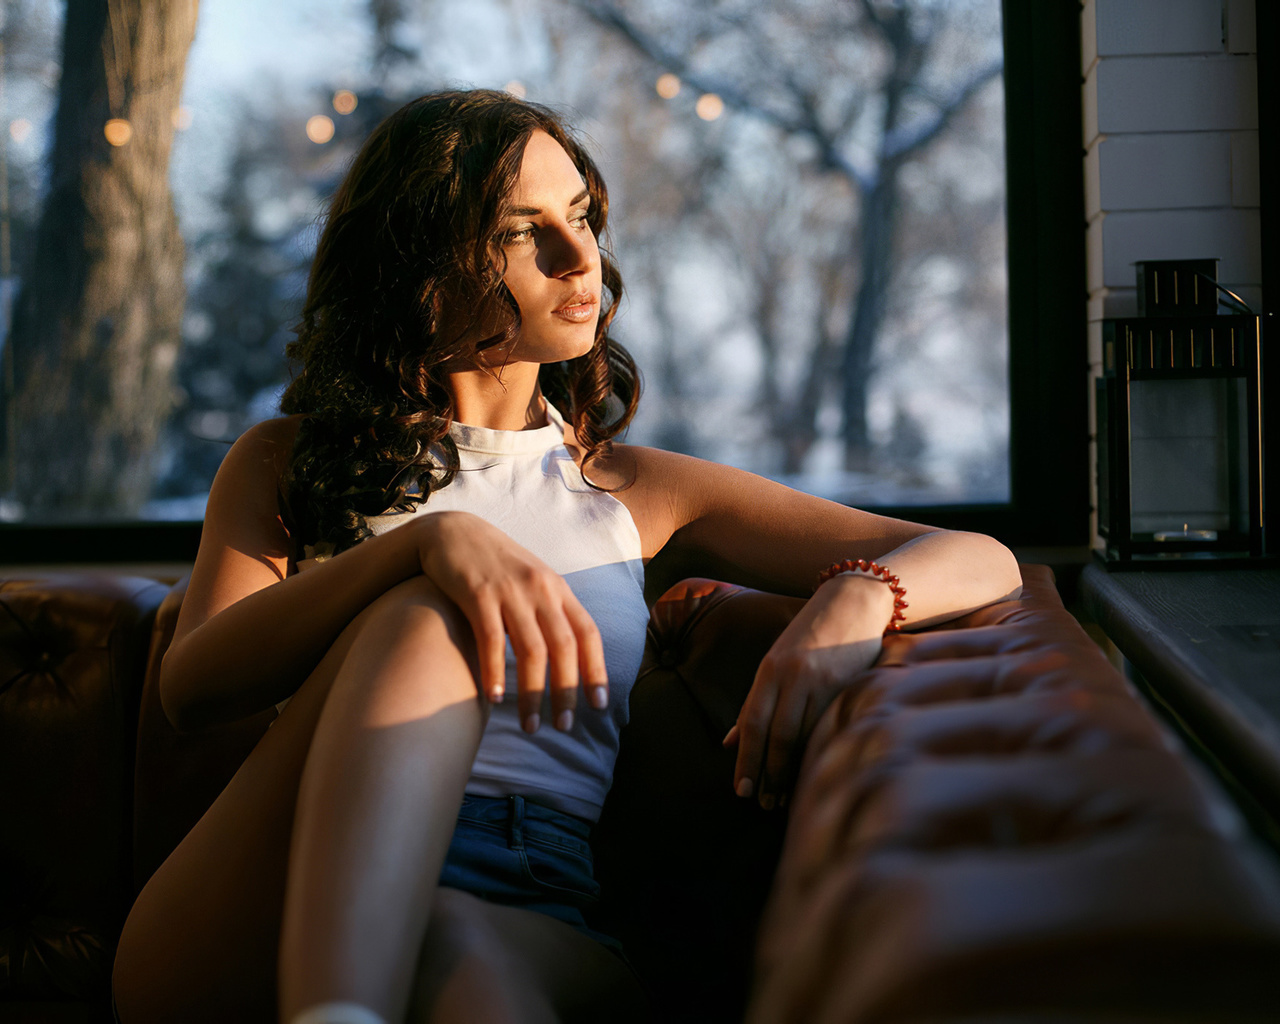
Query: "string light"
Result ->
[[332, 90, 358, 115], [504, 81, 527, 99], [306, 114, 335, 144], [104, 118, 132, 146], [8, 118, 33, 143], [695, 93, 724, 121], [655, 73, 680, 99], [172, 107, 193, 130]]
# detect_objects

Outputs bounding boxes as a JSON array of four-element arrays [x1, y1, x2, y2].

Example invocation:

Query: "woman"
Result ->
[[111, 90, 1021, 1024]]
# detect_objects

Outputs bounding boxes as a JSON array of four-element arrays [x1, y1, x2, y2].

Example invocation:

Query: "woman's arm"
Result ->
[[612, 445, 1021, 617], [161, 418, 421, 729], [604, 445, 1022, 806], [162, 418, 607, 733]]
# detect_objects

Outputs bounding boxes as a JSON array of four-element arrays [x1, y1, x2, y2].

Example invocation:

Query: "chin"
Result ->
[[530, 329, 598, 364]]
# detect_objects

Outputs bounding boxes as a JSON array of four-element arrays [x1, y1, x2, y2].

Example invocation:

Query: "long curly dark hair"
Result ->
[[280, 89, 640, 556]]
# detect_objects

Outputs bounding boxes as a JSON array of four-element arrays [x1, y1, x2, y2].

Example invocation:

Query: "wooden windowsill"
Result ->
[[1080, 562, 1280, 826]]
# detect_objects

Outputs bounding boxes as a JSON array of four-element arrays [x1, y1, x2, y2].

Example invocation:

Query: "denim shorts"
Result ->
[[439, 793, 625, 957]]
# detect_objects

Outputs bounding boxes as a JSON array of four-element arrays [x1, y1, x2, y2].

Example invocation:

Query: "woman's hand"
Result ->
[[724, 573, 893, 809], [414, 511, 609, 733]]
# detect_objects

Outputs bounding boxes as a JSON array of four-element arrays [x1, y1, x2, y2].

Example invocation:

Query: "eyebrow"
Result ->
[[507, 188, 590, 218]]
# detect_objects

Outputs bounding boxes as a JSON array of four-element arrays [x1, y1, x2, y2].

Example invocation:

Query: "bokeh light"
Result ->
[[695, 93, 724, 121], [104, 118, 132, 146], [332, 90, 358, 115], [656, 73, 681, 99], [8, 118, 33, 143], [172, 107, 193, 130], [504, 81, 527, 99], [306, 114, 335, 143]]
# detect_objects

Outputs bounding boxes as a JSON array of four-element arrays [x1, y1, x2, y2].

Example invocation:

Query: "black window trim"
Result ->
[[0, 0, 1088, 566]]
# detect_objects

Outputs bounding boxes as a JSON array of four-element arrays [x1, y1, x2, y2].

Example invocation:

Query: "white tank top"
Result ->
[[301, 403, 650, 822]]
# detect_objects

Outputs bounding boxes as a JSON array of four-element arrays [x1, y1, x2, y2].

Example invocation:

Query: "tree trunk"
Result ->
[[3, 0, 198, 518], [840, 173, 897, 471], [840, 7, 921, 472]]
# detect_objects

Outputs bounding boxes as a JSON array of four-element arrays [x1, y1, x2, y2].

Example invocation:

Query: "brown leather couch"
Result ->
[[3, 566, 1280, 1023]]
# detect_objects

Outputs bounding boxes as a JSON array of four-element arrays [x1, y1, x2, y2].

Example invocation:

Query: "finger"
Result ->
[[504, 601, 548, 732], [734, 684, 778, 802], [471, 595, 508, 703], [761, 692, 810, 810], [722, 723, 740, 748], [537, 604, 580, 731], [563, 598, 608, 711]]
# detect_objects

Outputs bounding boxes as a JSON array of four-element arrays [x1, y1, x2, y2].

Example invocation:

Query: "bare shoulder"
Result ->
[[204, 415, 305, 505], [586, 441, 823, 560], [225, 414, 305, 476], [172, 416, 308, 642], [572, 443, 692, 559]]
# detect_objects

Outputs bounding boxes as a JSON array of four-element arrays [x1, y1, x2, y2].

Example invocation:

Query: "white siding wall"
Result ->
[[1082, 0, 1259, 545]]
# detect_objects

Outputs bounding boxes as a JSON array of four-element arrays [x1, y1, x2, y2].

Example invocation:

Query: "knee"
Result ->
[[352, 575, 476, 661], [329, 576, 488, 728]]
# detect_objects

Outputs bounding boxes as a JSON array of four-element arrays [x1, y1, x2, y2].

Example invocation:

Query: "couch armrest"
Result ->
[[751, 564, 1280, 1023], [0, 575, 167, 1005]]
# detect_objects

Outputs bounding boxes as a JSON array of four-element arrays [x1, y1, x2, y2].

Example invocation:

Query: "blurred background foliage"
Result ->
[[0, 0, 1007, 522]]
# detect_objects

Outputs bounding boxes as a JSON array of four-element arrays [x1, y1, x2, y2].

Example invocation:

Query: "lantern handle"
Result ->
[[1195, 273, 1255, 315]]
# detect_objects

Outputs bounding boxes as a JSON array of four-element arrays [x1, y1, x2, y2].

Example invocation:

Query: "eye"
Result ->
[[504, 225, 535, 246]]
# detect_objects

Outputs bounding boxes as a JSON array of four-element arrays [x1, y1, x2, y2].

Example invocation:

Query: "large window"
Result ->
[[0, 0, 1085, 560]]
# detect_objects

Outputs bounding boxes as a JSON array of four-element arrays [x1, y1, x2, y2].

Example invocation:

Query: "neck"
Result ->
[[448, 363, 547, 430]]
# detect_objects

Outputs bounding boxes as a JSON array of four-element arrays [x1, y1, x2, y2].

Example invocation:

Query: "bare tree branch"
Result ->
[[883, 57, 1003, 162], [574, 0, 874, 191], [859, 0, 887, 36]]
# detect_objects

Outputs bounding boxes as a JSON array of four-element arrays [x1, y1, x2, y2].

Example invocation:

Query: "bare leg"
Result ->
[[408, 889, 650, 1024], [279, 577, 486, 1022], [112, 576, 485, 1023]]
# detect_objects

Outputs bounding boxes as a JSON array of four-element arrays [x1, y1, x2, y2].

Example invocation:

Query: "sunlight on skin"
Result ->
[[448, 130, 602, 432]]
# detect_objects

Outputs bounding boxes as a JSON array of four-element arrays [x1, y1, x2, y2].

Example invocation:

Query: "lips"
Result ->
[[552, 292, 598, 323]]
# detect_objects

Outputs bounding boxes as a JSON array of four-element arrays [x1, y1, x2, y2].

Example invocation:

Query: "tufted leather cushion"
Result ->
[[0, 576, 167, 1010], [749, 565, 1280, 1023]]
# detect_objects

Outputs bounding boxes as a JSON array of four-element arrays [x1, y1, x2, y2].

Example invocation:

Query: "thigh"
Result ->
[[112, 576, 478, 1024], [409, 888, 650, 1024]]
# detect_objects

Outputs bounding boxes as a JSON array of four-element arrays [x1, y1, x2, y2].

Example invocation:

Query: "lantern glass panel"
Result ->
[[1128, 377, 1247, 538]]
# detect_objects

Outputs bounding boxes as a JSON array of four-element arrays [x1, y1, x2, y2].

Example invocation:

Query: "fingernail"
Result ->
[[590, 685, 608, 709], [736, 777, 754, 799], [556, 709, 574, 731], [489, 685, 505, 702], [523, 713, 540, 734], [760, 793, 776, 811]]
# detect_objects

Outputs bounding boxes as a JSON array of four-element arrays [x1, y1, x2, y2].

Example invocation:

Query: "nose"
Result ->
[[539, 220, 597, 278]]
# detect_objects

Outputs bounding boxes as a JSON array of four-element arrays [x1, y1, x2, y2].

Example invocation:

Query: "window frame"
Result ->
[[0, 0, 1087, 566]]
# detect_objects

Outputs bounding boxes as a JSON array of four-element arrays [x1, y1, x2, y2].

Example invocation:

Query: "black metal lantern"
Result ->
[[1096, 260, 1264, 564]]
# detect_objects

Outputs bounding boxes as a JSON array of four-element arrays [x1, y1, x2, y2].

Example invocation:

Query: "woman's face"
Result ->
[[493, 130, 602, 364]]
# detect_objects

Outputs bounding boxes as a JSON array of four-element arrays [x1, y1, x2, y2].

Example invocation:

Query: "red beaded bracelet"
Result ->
[[815, 558, 909, 632]]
